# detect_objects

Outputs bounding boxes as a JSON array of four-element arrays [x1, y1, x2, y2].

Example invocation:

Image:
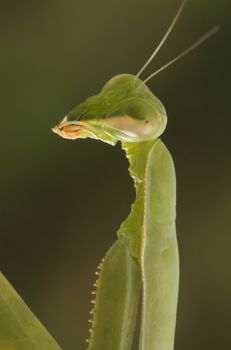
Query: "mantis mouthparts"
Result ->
[[52, 117, 92, 139]]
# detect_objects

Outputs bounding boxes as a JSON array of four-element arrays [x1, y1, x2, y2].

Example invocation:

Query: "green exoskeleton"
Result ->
[[54, 74, 178, 350], [0, 1, 219, 350], [52, 1, 219, 349]]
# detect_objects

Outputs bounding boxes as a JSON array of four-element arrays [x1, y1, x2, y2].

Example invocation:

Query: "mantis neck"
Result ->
[[118, 139, 158, 263]]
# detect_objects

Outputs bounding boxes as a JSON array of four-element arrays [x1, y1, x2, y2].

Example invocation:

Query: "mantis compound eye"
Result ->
[[104, 98, 167, 142]]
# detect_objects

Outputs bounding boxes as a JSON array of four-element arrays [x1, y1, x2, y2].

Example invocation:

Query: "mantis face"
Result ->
[[52, 74, 167, 144]]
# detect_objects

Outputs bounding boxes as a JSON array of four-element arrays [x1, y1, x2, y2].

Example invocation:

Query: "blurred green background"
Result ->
[[0, 0, 230, 349]]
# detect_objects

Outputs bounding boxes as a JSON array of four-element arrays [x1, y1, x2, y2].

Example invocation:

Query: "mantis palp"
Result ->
[[52, 1, 219, 349]]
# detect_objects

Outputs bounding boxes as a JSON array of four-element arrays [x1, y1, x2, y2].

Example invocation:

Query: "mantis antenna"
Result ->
[[136, 0, 188, 78], [143, 25, 220, 84]]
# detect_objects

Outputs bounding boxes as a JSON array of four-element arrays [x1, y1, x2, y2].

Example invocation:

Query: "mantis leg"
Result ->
[[139, 141, 179, 350], [140, 225, 179, 350], [87, 236, 141, 350]]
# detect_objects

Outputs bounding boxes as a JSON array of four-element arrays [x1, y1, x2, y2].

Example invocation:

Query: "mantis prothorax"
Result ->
[[52, 1, 219, 349]]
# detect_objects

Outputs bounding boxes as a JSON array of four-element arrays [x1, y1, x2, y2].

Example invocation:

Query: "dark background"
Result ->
[[0, 0, 230, 349]]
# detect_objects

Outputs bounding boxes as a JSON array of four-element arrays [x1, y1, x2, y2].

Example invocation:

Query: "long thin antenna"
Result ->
[[143, 26, 220, 84], [136, 0, 187, 78]]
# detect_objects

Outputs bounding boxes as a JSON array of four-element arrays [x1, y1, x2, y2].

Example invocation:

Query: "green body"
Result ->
[[54, 74, 179, 350], [87, 139, 179, 350]]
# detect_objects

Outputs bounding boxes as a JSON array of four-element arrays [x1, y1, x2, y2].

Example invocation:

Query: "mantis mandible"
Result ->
[[53, 1, 219, 349]]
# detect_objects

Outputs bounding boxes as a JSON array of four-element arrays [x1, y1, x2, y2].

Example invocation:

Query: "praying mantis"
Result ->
[[0, 1, 219, 349], [52, 1, 219, 349]]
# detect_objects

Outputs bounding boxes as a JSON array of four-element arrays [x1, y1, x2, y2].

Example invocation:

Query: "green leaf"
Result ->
[[0, 272, 62, 350]]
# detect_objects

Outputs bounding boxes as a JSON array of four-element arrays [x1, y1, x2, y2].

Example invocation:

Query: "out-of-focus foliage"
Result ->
[[0, 273, 61, 350]]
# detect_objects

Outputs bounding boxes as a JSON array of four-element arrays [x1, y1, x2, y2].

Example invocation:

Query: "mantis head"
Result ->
[[52, 0, 219, 145], [52, 74, 167, 145]]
